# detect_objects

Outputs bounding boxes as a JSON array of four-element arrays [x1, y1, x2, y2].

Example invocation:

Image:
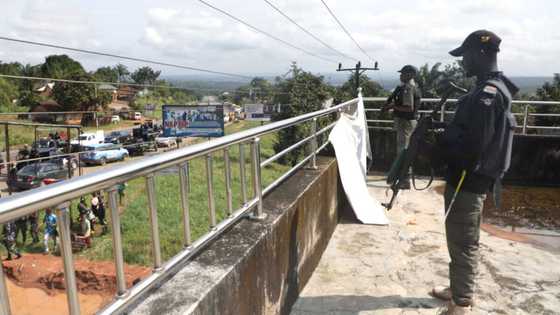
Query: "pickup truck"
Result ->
[[71, 130, 105, 148]]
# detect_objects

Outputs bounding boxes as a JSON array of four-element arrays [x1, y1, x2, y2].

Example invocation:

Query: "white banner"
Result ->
[[328, 97, 388, 225]]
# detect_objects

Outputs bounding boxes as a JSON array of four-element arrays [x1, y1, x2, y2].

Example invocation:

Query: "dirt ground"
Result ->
[[433, 184, 560, 230], [2, 253, 150, 315]]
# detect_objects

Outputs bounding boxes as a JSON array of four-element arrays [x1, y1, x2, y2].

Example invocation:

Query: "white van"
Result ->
[[133, 112, 142, 120]]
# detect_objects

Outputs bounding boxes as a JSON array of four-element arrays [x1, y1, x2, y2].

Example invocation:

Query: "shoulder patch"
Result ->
[[480, 98, 493, 106], [483, 85, 497, 95]]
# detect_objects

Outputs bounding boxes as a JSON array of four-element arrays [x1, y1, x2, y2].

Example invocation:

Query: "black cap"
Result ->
[[398, 65, 417, 74], [449, 30, 501, 57]]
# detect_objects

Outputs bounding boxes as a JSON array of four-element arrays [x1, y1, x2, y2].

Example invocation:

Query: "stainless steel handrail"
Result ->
[[363, 97, 560, 134], [0, 96, 359, 315]]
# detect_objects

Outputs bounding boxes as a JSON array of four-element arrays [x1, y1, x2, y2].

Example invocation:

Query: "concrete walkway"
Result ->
[[291, 179, 560, 315]]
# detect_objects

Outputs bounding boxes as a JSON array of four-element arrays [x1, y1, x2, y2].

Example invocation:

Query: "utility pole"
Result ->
[[336, 61, 379, 96]]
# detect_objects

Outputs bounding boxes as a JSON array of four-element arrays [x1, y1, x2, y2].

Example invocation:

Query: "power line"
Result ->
[[319, 0, 375, 64], [0, 36, 252, 79], [0, 73, 290, 96], [197, 0, 337, 64], [262, 0, 359, 62]]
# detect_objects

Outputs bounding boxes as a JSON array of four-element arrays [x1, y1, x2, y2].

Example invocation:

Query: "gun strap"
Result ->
[[411, 167, 434, 191]]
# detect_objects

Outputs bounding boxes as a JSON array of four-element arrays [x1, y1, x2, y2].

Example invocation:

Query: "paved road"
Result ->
[[291, 178, 560, 315]]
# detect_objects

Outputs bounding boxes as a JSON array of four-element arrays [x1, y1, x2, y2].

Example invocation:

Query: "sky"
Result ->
[[0, 0, 558, 80]]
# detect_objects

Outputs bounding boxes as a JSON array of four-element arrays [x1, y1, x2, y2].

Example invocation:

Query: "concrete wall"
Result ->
[[128, 157, 346, 315], [369, 129, 560, 186]]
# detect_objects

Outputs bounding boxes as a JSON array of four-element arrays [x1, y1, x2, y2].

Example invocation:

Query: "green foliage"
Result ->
[[416, 63, 443, 98], [0, 78, 20, 111], [93, 66, 119, 82], [272, 63, 333, 165], [335, 74, 383, 103], [115, 63, 130, 82], [131, 66, 161, 85], [0, 61, 24, 75], [40, 55, 85, 79], [535, 73, 560, 127], [53, 74, 111, 111]]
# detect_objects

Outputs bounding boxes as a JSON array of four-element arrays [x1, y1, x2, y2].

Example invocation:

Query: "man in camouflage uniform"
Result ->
[[384, 65, 422, 189], [2, 221, 21, 260], [431, 30, 518, 315]]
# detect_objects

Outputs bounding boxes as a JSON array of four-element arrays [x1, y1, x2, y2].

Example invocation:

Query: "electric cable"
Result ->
[[197, 0, 337, 64], [0, 36, 252, 79], [319, 0, 376, 64], [262, 0, 359, 62]]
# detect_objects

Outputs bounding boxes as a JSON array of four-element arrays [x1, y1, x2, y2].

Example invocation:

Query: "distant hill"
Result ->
[[163, 74, 552, 97]]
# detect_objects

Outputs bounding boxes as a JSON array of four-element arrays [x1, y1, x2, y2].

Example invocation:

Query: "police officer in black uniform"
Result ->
[[430, 30, 518, 314]]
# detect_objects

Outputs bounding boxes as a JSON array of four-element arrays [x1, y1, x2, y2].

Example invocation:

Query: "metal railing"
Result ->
[[363, 97, 560, 133], [0, 95, 359, 315]]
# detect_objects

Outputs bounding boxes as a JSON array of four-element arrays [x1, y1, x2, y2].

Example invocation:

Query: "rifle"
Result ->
[[381, 85, 402, 112], [382, 81, 467, 210]]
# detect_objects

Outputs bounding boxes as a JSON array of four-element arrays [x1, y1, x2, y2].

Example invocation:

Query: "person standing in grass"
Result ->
[[117, 183, 127, 206], [28, 212, 40, 243], [2, 221, 21, 260], [15, 215, 28, 245], [43, 208, 58, 254]]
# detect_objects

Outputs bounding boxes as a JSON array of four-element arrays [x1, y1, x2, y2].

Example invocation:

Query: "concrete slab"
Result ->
[[292, 178, 560, 315]]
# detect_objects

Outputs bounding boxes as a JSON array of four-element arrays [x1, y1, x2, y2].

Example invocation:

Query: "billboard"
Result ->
[[244, 104, 271, 121], [162, 105, 224, 137]]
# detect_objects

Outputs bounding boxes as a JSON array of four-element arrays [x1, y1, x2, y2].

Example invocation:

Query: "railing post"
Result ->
[[55, 202, 81, 315], [107, 186, 127, 297], [250, 138, 266, 220], [224, 148, 233, 216], [0, 256, 12, 315], [179, 162, 192, 247], [206, 153, 217, 227], [522, 104, 529, 134], [145, 174, 162, 270], [239, 143, 247, 204], [440, 103, 446, 122], [309, 117, 318, 169]]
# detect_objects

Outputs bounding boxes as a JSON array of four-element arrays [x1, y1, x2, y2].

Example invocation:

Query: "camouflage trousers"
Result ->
[[2, 239, 20, 259], [393, 117, 417, 153], [444, 184, 486, 307]]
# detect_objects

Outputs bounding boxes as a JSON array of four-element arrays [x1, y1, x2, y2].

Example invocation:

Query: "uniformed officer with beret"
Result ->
[[383, 64, 422, 189], [430, 30, 518, 314]]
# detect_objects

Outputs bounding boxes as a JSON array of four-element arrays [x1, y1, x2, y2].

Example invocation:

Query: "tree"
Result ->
[[40, 55, 85, 79], [335, 74, 384, 103], [53, 74, 112, 111], [416, 63, 444, 98], [131, 66, 161, 85], [115, 63, 130, 82], [535, 74, 560, 128], [93, 66, 119, 82], [0, 61, 23, 75], [0, 78, 19, 112], [271, 63, 333, 165]]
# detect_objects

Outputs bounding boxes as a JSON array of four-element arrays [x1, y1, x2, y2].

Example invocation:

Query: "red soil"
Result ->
[[2, 253, 150, 315]]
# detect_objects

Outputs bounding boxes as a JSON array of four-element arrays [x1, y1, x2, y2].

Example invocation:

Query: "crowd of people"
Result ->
[[1, 191, 109, 260]]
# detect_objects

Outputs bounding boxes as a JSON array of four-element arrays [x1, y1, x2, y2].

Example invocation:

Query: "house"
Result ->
[[34, 82, 55, 98], [117, 85, 139, 102], [98, 84, 118, 102], [29, 100, 63, 123]]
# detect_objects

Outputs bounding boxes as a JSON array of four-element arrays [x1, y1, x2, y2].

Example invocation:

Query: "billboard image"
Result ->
[[162, 105, 224, 137]]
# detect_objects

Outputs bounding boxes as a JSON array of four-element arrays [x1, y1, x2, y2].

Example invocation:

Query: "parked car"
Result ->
[[9, 162, 68, 191], [155, 137, 177, 148], [105, 130, 133, 144], [80, 143, 129, 166], [111, 115, 120, 124], [133, 112, 142, 120]]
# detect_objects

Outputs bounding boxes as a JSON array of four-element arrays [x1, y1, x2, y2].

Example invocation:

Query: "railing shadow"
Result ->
[[292, 294, 444, 314]]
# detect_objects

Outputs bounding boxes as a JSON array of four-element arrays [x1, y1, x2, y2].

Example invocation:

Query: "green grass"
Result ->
[[77, 121, 289, 265]]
